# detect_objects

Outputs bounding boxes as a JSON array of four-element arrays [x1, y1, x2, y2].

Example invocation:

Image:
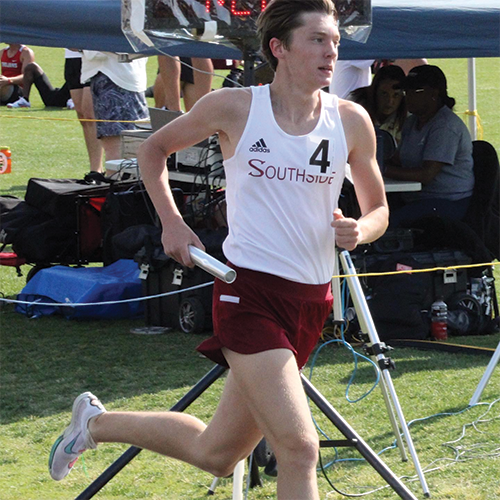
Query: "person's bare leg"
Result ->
[[101, 136, 121, 176], [90, 349, 320, 499], [89, 371, 264, 477], [183, 58, 213, 111], [81, 87, 103, 172], [157, 55, 182, 111], [71, 87, 103, 172], [0, 85, 14, 102], [223, 349, 320, 500], [153, 72, 166, 108]]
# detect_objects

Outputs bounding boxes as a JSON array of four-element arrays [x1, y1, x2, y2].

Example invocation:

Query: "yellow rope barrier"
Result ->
[[332, 260, 499, 280], [0, 113, 147, 124], [0, 114, 497, 282], [2, 110, 486, 139], [462, 109, 484, 140]]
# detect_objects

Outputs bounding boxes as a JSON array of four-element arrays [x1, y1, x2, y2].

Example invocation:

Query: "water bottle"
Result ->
[[0, 146, 12, 174], [431, 297, 448, 341]]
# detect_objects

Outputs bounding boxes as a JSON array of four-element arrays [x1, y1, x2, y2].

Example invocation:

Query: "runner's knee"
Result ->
[[197, 438, 253, 478], [272, 432, 319, 471]]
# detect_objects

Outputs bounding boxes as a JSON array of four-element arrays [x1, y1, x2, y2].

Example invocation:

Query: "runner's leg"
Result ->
[[223, 348, 320, 500], [89, 370, 263, 477], [88, 349, 319, 498]]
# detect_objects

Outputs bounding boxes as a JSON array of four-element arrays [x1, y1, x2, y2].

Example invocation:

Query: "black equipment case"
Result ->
[[0, 177, 153, 271], [134, 227, 228, 334]]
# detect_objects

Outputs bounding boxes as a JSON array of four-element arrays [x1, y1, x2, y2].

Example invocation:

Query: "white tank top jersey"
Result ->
[[223, 84, 348, 285]]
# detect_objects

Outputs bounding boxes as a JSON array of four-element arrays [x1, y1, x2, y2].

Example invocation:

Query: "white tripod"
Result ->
[[337, 250, 430, 497], [469, 339, 500, 406]]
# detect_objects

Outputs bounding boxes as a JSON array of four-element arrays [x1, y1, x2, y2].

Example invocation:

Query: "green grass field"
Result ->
[[0, 47, 499, 500]]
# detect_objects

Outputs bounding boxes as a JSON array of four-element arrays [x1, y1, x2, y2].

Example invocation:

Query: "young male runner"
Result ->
[[49, 1, 388, 498]]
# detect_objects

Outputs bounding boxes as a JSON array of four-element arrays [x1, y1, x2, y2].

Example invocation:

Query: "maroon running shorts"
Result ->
[[196, 263, 333, 370]]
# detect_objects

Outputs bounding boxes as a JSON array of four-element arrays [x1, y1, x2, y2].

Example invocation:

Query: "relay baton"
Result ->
[[189, 246, 236, 284]]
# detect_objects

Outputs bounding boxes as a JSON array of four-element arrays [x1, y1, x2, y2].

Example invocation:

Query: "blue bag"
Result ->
[[16, 259, 144, 320]]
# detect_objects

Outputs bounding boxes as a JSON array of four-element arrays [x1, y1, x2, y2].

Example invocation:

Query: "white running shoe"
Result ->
[[48, 391, 106, 481], [6, 97, 30, 108], [66, 98, 75, 110]]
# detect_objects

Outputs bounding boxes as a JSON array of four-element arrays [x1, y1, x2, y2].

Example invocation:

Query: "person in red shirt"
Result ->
[[0, 43, 35, 105]]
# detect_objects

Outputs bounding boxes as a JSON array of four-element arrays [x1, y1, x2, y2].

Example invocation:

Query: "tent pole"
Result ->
[[467, 58, 477, 140]]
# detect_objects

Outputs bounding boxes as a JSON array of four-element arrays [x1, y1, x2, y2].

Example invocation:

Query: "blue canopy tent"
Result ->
[[1, 0, 499, 59], [341, 0, 500, 60], [1, 0, 499, 135]]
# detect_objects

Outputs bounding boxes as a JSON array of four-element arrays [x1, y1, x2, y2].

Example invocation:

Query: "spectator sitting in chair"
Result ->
[[384, 64, 474, 227], [348, 64, 407, 144], [0, 43, 35, 106]]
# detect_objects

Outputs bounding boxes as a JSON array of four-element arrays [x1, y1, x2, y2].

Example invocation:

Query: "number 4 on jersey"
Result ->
[[309, 139, 330, 173]]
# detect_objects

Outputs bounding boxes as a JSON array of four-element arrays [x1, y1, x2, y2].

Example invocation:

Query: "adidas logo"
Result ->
[[249, 138, 270, 153]]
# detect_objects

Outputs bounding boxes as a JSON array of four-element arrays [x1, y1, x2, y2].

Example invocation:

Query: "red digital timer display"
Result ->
[[204, 0, 267, 16]]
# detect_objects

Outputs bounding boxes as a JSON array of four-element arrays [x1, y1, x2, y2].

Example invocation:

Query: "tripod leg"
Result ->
[[334, 251, 407, 459], [75, 364, 227, 500], [209, 453, 262, 497], [301, 374, 419, 500], [379, 369, 430, 497], [377, 370, 408, 461], [208, 476, 219, 495], [469, 339, 500, 406], [232, 460, 245, 500]]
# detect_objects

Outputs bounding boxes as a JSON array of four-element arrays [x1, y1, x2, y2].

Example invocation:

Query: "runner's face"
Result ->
[[280, 12, 340, 89]]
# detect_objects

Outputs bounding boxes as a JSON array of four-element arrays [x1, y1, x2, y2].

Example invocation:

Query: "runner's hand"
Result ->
[[331, 208, 361, 251], [161, 218, 205, 267]]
